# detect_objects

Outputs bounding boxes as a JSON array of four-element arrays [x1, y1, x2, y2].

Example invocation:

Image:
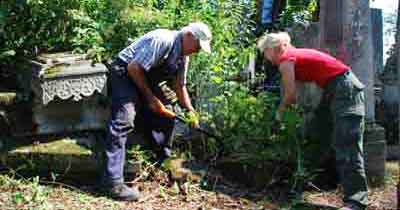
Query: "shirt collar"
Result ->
[[172, 31, 183, 57]]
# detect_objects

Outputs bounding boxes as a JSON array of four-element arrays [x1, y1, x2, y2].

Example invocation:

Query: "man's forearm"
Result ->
[[176, 85, 194, 112], [127, 62, 155, 101], [278, 94, 296, 112]]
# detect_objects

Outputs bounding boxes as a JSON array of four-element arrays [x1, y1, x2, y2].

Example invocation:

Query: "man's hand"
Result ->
[[148, 96, 176, 118], [186, 111, 200, 129]]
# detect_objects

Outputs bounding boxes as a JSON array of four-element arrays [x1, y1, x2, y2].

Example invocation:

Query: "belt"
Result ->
[[325, 69, 365, 95], [325, 70, 350, 93], [112, 57, 128, 67]]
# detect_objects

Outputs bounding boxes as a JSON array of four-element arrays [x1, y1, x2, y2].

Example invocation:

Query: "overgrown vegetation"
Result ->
[[0, 1, 398, 209], [1, 0, 323, 201]]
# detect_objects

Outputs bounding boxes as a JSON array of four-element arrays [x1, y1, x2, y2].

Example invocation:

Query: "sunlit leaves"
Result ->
[[210, 76, 223, 85], [278, 0, 318, 28], [0, 50, 16, 58]]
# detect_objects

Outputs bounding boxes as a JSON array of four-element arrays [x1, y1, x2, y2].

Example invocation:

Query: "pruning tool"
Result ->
[[174, 115, 224, 162]]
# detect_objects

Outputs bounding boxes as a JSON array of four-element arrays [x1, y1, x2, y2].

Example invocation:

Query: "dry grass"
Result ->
[[0, 161, 397, 210], [305, 160, 399, 210]]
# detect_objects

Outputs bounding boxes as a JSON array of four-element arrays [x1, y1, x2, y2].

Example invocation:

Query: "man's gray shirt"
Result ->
[[118, 29, 189, 85]]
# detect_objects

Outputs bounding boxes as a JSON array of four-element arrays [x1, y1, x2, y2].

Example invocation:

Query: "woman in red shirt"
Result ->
[[257, 32, 368, 210]]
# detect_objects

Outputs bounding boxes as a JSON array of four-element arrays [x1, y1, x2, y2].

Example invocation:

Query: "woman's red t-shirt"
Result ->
[[278, 48, 349, 88]]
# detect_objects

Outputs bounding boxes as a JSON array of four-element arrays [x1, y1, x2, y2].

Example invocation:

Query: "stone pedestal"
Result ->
[[381, 76, 399, 145], [363, 123, 386, 186]]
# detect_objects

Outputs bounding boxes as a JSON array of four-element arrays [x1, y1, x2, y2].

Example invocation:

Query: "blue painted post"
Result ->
[[261, 0, 274, 25]]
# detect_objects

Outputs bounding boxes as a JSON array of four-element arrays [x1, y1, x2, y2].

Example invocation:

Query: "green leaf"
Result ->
[[212, 65, 223, 73], [210, 76, 223, 85], [0, 50, 16, 58]]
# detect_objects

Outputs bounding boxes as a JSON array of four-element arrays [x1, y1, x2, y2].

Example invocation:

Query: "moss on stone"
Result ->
[[11, 139, 92, 156], [43, 66, 62, 78], [0, 92, 17, 106]]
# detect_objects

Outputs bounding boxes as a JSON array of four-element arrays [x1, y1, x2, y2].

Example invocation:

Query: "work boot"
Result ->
[[106, 183, 140, 201]]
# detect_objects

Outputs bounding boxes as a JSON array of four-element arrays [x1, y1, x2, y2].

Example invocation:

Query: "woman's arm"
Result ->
[[278, 60, 297, 112]]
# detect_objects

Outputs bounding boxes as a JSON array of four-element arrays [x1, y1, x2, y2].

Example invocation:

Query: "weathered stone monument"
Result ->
[[29, 53, 109, 135], [0, 52, 110, 177], [397, 3, 400, 207], [379, 4, 400, 159], [371, 8, 384, 75], [379, 4, 399, 147]]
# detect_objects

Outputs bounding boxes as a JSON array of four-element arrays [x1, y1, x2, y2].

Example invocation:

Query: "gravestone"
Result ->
[[396, 0, 400, 148], [374, 8, 399, 146], [321, 0, 375, 121], [371, 8, 384, 74]]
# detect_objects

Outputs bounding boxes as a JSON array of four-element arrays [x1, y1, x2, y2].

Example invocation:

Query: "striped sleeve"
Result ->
[[177, 56, 189, 86], [130, 38, 169, 71]]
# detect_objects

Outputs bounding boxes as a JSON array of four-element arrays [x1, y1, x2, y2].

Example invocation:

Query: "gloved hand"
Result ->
[[185, 111, 200, 129], [148, 96, 176, 118]]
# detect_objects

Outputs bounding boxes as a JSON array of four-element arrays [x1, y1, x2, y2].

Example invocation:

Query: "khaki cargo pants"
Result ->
[[325, 71, 368, 209]]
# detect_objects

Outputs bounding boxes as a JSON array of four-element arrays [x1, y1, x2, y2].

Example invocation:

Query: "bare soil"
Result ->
[[0, 161, 397, 210]]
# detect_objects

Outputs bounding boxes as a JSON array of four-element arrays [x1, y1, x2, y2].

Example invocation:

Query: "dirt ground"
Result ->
[[0, 161, 397, 210]]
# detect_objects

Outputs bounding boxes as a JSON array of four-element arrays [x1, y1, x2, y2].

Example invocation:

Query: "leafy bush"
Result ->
[[278, 0, 318, 28], [0, 0, 322, 187], [208, 86, 307, 165], [0, 0, 81, 57]]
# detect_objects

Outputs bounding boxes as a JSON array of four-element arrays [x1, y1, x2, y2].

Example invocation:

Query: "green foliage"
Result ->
[[0, 0, 81, 57], [0, 0, 257, 63], [278, 0, 318, 28], [211, 87, 277, 145], [1, 0, 322, 188], [0, 174, 51, 210], [127, 144, 154, 166], [0, 50, 15, 58], [182, 111, 200, 128]]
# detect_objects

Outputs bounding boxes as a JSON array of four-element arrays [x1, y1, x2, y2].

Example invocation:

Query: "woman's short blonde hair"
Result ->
[[257, 32, 291, 52]]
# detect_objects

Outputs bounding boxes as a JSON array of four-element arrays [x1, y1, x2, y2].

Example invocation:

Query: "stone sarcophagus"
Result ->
[[28, 52, 110, 136], [0, 52, 111, 176], [2, 52, 110, 137], [31, 53, 108, 105]]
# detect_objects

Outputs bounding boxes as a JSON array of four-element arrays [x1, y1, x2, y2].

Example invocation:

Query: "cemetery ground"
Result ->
[[0, 138, 397, 210]]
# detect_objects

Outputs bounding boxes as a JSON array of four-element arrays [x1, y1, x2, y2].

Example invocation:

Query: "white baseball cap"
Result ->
[[186, 22, 212, 53]]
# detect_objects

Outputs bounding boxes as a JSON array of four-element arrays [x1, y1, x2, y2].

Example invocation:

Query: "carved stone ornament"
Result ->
[[39, 74, 107, 105], [29, 52, 109, 105]]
